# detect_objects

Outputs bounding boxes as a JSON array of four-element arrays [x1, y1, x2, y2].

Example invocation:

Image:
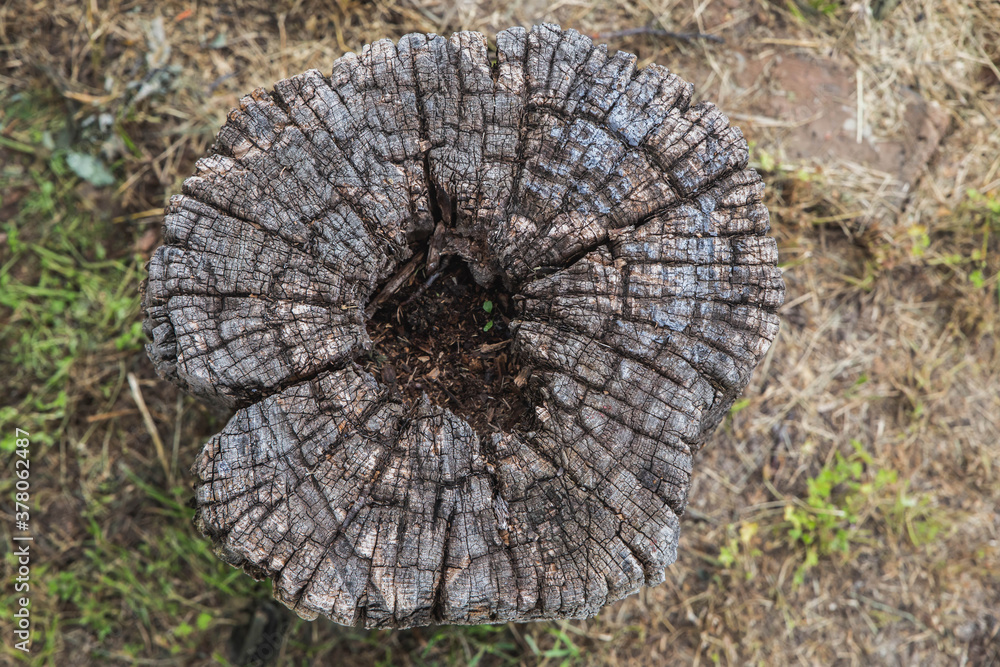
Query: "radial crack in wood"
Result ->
[[142, 24, 784, 628]]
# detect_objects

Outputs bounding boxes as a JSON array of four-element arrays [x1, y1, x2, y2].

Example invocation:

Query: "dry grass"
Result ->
[[1, 0, 998, 665]]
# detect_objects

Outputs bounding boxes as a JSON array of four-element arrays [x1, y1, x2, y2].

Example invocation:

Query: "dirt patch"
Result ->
[[736, 52, 893, 167], [729, 50, 950, 222], [735, 50, 949, 171], [362, 256, 531, 436]]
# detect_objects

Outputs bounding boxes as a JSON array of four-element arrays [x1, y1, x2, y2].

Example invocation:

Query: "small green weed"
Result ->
[[747, 140, 780, 174], [420, 623, 520, 666], [961, 188, 999, 300], [784, 0, 841, 20], [782, 440, 943, 587], [908, 224, 931, 259], [715, 521, 762, 582], [729, 397, 752, 415], [964, 187, 1000, 221], [807, 0, 840, 16], [921, 188, 999, 306], [482, 299, 495, 332], [523, 622, 585, 667]]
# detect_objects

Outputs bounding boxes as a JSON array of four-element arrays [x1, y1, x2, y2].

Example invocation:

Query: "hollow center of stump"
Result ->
[[363, 260, 532, 435]]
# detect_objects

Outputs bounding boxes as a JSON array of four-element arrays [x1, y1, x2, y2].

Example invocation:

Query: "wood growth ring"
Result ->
[[142, 24, 784, 628]]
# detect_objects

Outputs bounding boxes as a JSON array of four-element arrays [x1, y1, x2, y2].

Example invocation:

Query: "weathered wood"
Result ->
[[142, 24, 784, 628]]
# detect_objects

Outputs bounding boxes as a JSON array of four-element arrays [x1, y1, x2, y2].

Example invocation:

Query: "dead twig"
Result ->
[[127, 373, 174, 488], [401, 255, 450, 310], [171, 394, 184, 487], [596, 27, 724, 44], [364, 250, 425, 318], [431, 376, 469, 413], [477, 340, 511, 355], [85, 409, 138, 423]]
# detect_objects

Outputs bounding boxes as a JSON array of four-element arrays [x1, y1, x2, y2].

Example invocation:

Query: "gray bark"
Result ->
[[142, 24, 783, 628]]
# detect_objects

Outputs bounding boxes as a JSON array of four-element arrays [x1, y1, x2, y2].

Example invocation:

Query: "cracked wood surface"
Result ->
[[142, 24, 784, 628]]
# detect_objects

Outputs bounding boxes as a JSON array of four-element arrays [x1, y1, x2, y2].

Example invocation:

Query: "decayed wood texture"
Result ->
[[142, 24, 784, 628]]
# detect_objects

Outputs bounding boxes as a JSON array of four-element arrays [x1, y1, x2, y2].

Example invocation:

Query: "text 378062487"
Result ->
[[12, 428, 32, 653]]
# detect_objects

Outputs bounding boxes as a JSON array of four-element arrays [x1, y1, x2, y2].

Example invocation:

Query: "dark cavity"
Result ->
[[363, 259, 533, 436]]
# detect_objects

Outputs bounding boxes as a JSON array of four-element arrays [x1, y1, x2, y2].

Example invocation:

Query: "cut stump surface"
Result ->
[[142, 24, 784, 628]]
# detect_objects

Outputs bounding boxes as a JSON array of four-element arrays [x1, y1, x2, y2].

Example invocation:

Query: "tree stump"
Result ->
[[142, 24, 784, 628]]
